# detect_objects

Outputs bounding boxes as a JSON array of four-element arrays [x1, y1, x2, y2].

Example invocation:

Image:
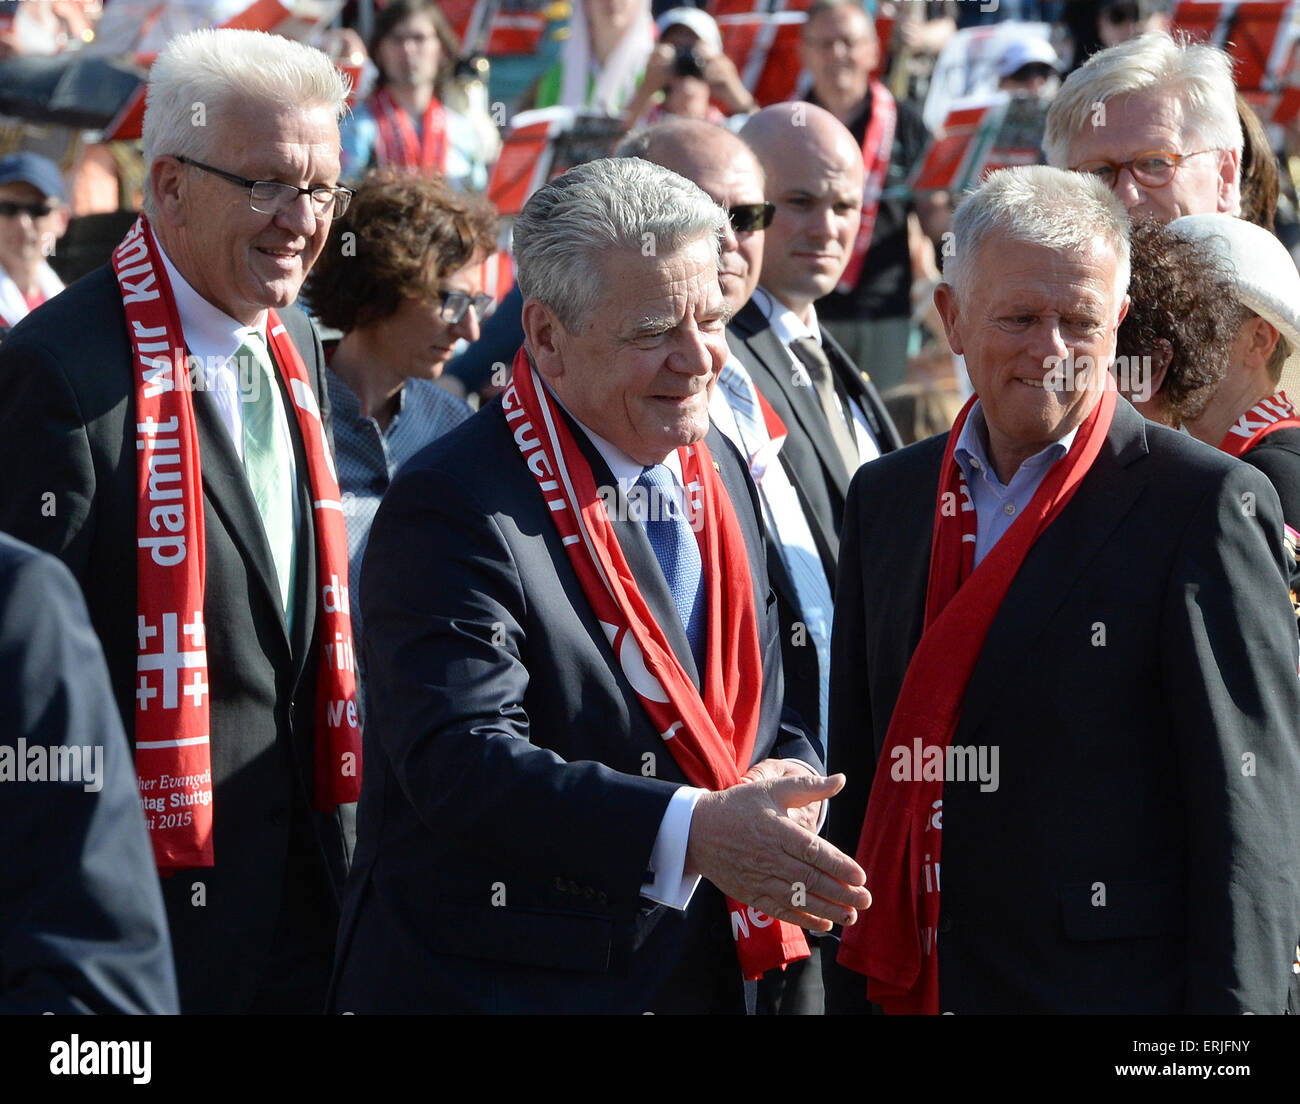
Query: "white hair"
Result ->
[[141, 29, 350, 217], [512, 157, 726, 332], [1043, 33, 1241, 185], [946, 166, 1131, 309]]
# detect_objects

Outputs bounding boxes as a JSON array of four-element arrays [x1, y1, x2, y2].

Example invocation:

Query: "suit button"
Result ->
[[568, 880, 581, 895], [938, 914, 953, 934], [553, 876, 566, 892], [584, 887, 595, 901], [270, 807, 289, 826]]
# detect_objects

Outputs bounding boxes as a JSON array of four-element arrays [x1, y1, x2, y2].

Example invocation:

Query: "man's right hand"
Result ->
[[684, 773, 871, 931]]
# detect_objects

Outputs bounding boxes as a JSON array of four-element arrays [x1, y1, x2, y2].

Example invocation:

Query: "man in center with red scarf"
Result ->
[[330, 156, 871, 1014], [825, 165, 1300, 1014]]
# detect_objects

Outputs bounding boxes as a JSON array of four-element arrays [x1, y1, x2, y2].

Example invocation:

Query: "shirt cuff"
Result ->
[[641, 786, 706, 910]]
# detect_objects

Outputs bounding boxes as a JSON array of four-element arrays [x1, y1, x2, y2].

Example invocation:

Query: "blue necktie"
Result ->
[[635, 464, 705, 670]]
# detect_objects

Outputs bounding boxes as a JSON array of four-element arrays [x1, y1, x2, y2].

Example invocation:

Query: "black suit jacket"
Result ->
[[0, 266, 354, 1014], [727, 298, 902, 746], [0, 533, 178, 1014], [826, 399, 1300, 1013], [329, 400, 819, 1013]]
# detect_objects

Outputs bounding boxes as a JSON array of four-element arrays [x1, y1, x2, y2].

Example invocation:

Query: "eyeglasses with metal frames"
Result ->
[[174, 155, 354, 218]]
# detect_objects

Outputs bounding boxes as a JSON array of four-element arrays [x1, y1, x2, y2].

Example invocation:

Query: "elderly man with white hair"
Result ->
[[826, 165, 1300, 1014], [331, 156, 871, 1014], [0, 29, 359, 1013], [1044, 31, 1242, 221], [1173, 213, 1300, 625]]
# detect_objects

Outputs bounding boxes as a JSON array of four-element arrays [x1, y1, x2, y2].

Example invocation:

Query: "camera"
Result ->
[[671, 46, 707, 80]]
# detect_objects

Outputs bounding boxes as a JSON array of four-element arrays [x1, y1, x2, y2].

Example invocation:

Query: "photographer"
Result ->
[[623, 8, 757, 129]]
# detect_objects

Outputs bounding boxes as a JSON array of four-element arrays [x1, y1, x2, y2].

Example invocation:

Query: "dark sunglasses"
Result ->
[[435, 289, 496, 324], [0, 200, 55, 218], [1103, 2, 1140, 24], [728, 202, 775, 233]]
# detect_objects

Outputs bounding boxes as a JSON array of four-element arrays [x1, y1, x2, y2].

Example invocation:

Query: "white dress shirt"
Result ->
[[155, 239, 300, 539]]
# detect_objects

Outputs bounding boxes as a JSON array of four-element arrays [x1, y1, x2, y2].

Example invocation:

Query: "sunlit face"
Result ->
[[537, 238, 730, 465], [377, 13, 442, 89], [935, 237, 1127, 474], [586, 0, 642, 38], [0, 180, 64, 278], [165, 101, 340, 325], [366, 255, 486, 388], [1065, 91, 1238, 222], [800, 5, 878, 107], [759, 140, 862, 315]]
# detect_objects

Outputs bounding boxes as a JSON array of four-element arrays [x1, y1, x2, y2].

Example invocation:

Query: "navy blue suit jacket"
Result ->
[[330, 399, 818, 1013]]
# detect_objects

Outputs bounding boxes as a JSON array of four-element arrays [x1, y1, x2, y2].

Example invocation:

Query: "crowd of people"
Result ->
[[1, 1, 1300, 1018]]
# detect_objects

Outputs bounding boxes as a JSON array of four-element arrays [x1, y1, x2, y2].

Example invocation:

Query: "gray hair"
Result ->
[[946, 165, 1131, 308], [1043, 32, 1241, 185], [142, 29, 351, 217], [512, 157, 726, 331]]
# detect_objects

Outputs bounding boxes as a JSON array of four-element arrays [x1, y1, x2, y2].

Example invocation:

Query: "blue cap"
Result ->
[[0, 152, 65, 202]]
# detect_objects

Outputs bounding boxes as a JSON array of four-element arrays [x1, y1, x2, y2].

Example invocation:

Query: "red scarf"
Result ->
[[1218, 390, 1300, 457], [503, 347, 808, 979], [114, 215, 362, 872], [836, 79, 897, 295], [371, 87, 449, 173], [837, 383, 1118, 1013]]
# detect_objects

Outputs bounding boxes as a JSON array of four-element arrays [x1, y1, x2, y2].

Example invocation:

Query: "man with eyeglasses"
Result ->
[[1044, 31, 1242, 223], [0, 29, 360, 1014], [0, 153, 68, 333]]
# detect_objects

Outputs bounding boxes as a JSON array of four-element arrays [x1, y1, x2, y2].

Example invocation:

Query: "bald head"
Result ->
[[740, 103, 864, 319], [618, 118, 769, 312]]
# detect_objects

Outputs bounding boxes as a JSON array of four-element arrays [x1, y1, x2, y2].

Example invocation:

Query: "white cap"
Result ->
[[655, 7, 723, 54], [998, 37, 1062, 80], [1170, 213, 1300, 377]]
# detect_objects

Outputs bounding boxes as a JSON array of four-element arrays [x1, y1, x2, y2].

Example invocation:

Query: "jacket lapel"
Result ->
[[191, 384, 292, 662], [821, 329, 904, 454], [733, 300, 854, 499], [957, 400, 1152, 736]]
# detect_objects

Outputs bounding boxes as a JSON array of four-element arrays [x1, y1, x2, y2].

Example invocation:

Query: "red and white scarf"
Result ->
[[114, 215, 362, 872], [836, 79, 897, 295], [371, 87, 449, 173], [1218, 390, 1300, 458], [837, 382, 1118, 1013], [502, 347, 808, 979]]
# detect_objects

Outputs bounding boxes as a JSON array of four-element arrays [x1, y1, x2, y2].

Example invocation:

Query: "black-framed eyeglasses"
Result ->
[[0, 200, 55, 218], [174, 155, 354, 218], [1071, 149, 1220, 189], [728, 202, 775, 233], [435, 289, 496, 324]]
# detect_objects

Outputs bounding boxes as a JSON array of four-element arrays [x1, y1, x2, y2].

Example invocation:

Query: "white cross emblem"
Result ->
[[137, 611, 208, 709]]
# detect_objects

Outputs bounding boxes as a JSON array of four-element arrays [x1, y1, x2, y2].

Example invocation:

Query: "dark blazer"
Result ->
[[0, 533, 178, 1014], [1243, 426, 1300, 624], [329, 400, 820, 1014], [0, 266, 354, 1014], [727, 298, 902, 748], [826, 398, 1300, 1013]]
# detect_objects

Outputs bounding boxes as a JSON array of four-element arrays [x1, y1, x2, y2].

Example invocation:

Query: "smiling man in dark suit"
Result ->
[[826, 165, 1300, 1014], [330, 156, 871, 1014], [0, 29, 360, 1013]]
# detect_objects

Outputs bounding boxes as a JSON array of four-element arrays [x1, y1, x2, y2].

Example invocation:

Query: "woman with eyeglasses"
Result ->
[[303, 167, 499, 695]]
